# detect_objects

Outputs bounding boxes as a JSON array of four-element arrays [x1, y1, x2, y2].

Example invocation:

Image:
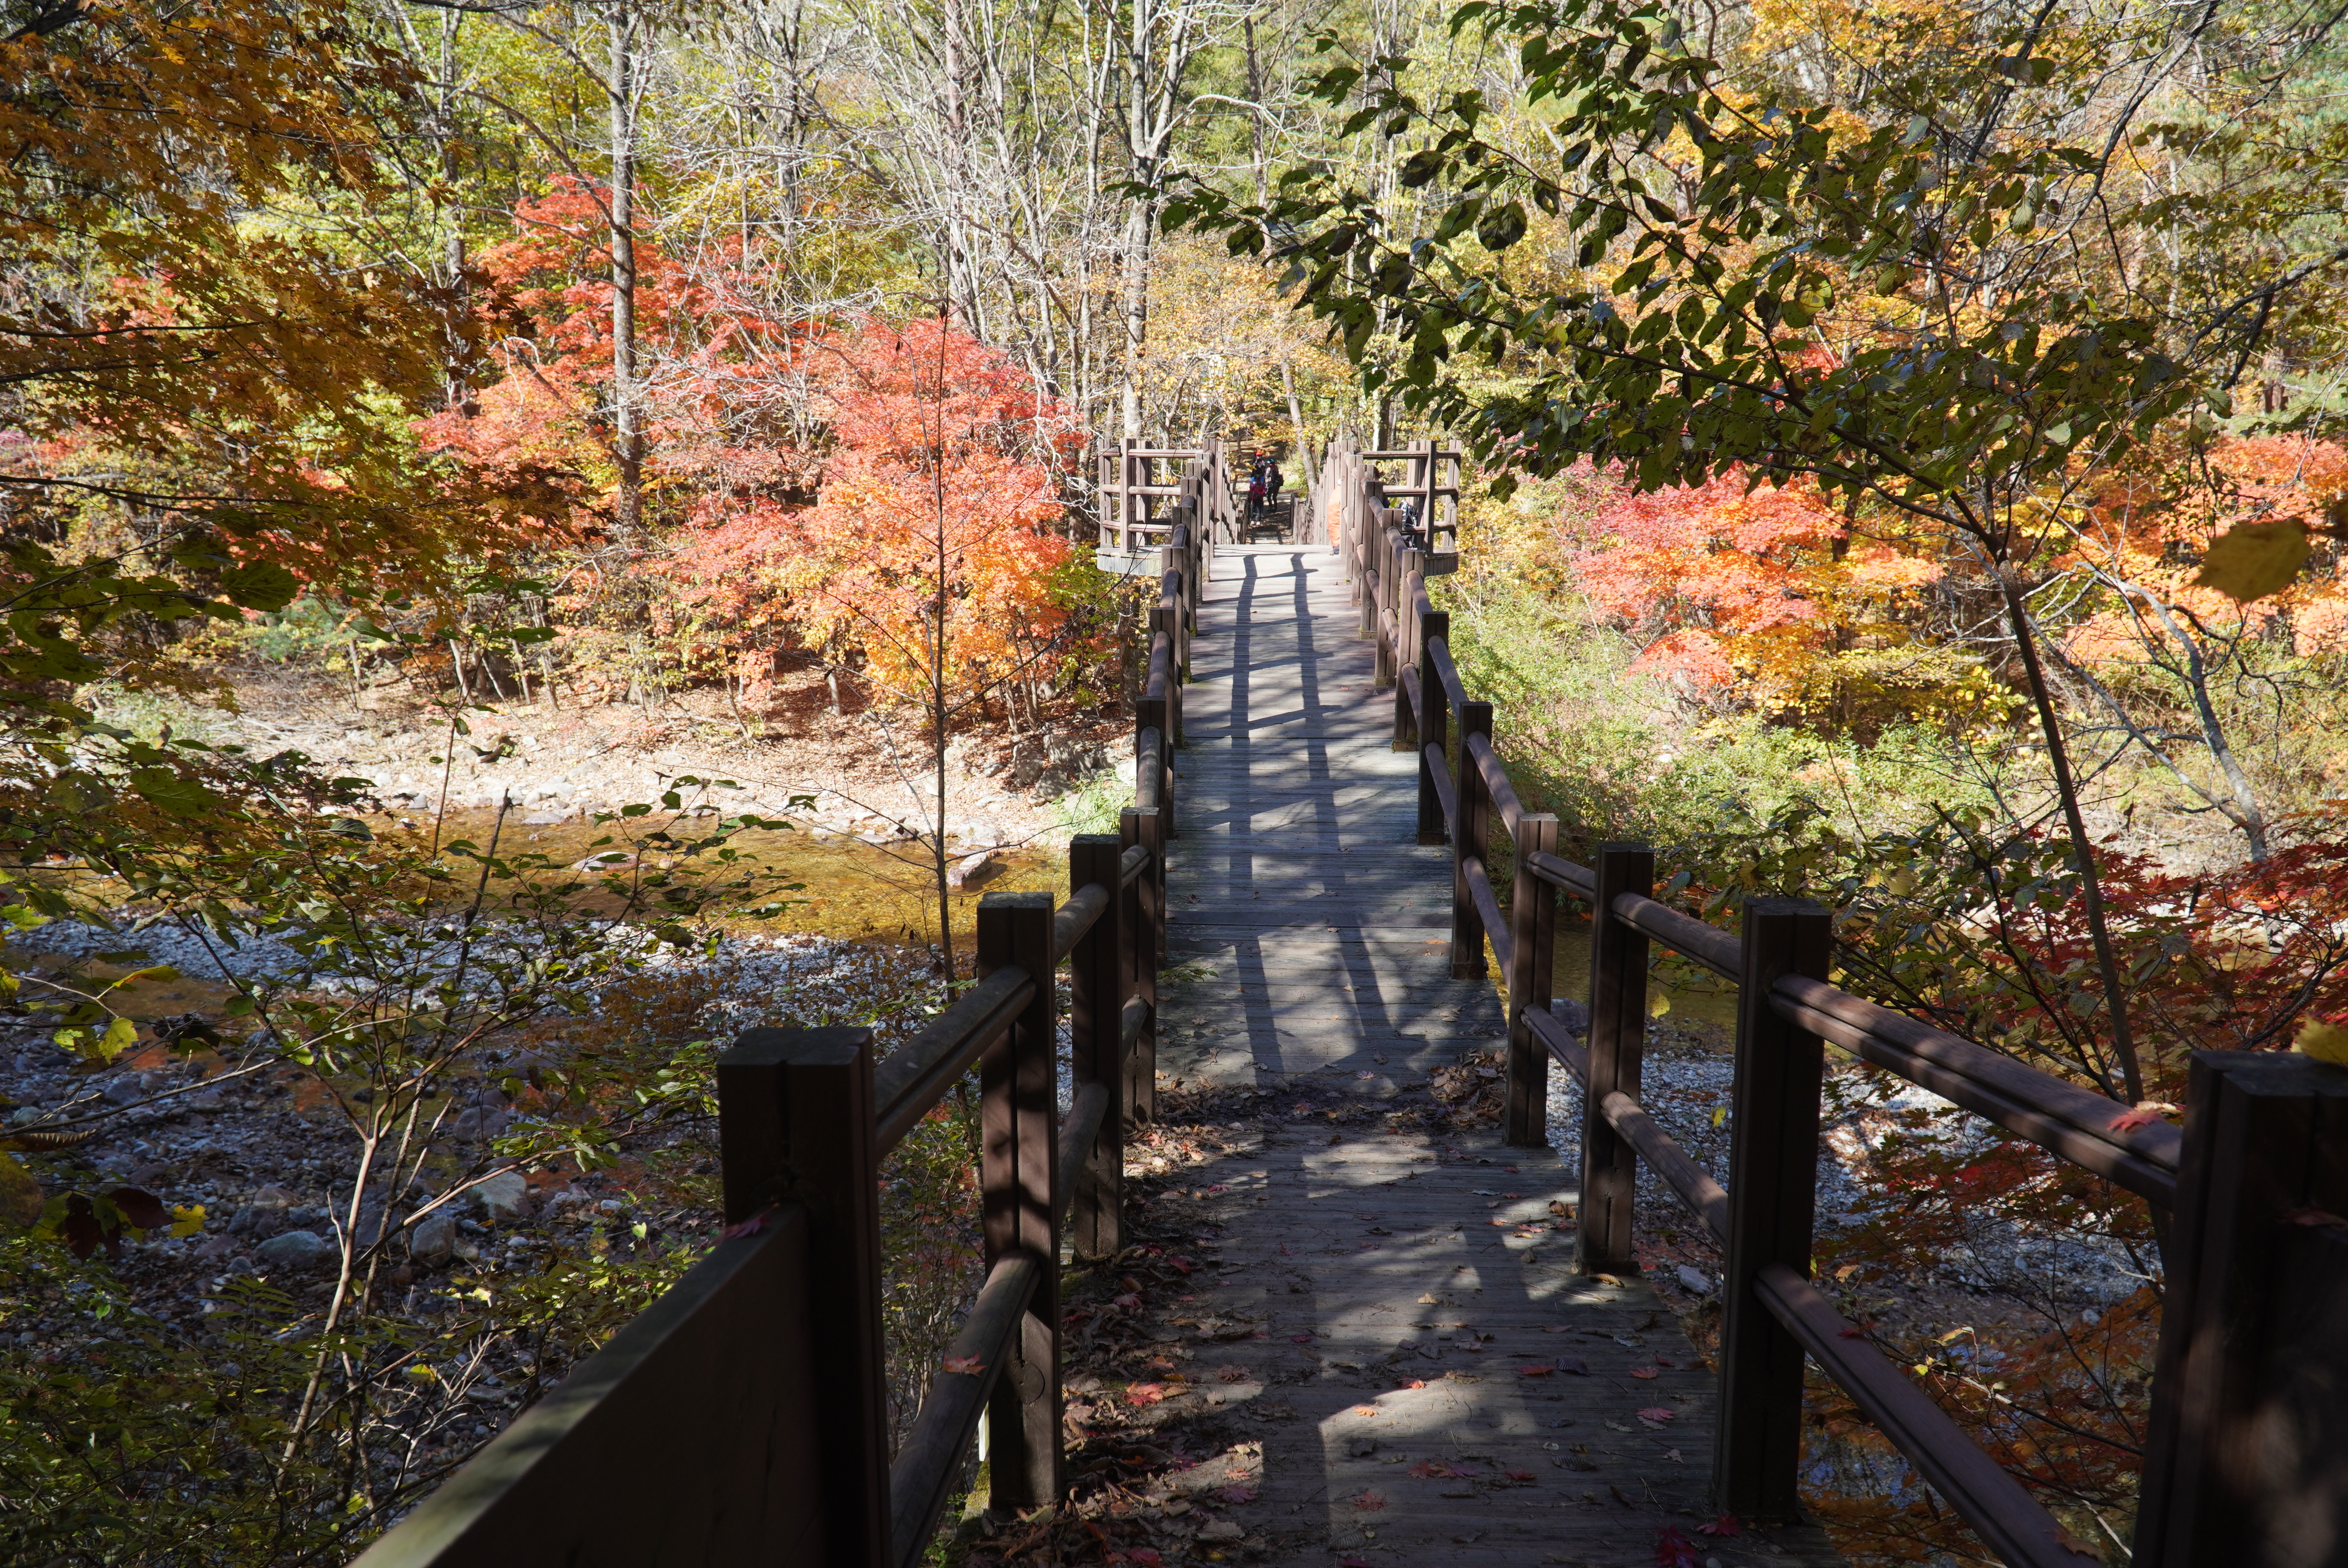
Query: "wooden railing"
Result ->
[[1098, 436, 1242, 552], [1336, 443, 2348, 1568], [354, 492, 1207, 1568]]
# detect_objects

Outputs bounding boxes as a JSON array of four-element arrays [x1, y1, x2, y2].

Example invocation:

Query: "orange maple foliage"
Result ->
[[2, 0, 545, 599], [665, 316, 1084, 705], [417, 177, 722, 530], [2063, 434, 2348, 668], [1565, 468, 1956, 724], [421, 185, 1092, 708]]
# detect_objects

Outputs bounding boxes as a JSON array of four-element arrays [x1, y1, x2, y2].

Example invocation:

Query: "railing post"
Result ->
[[1418, 436, 1438, 532], [1140, 693, 1176, 847], [1714, 898, 1832, 1524], [1577, 844, 1652, 1280], [1120, 804, 1158, 1123], [1068, 834, 1124, 1259], [717, 1026, 890, 1568], [1417, 610, 1450, 846], [1505, 813, 1559, 1147], [976, 891, 1061, 1514], [1392, 580, 1415, 751], [1450, 699, 1492, 979], [2137, 1050, 2348, 1567], [1127, 725, 1168, 970], [1121, 436, 1141, 553]]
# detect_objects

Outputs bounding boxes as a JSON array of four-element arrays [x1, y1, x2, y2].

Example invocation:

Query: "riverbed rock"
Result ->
[[409, 1211, 457, 1265], [469, 1171, 530, 1223], [1548, 996, 1591, 1038], [255, 1230, 334, 1270]]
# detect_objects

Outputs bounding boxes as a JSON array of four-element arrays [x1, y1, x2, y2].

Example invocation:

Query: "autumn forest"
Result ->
[[4, 0, 2348, 1560]]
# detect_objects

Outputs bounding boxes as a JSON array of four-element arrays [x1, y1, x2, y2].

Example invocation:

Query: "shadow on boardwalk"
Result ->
[[1111, 545, 1838, 1567]]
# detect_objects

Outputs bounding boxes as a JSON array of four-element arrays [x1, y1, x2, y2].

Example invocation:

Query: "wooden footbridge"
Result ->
[[359, 445, 2348, 1568]]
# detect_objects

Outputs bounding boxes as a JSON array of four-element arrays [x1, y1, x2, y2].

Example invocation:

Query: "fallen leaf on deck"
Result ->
[[1402, 1378, 1427, 1389], [1505, 1468, 1536, 1482], [1408, 1461, 1451, 1478], [1213, 1485, 1258, 1504], [1351, 1490, 1387, 1512], [1654, 1525, 1700, 1567], [1215, 1364, 1251, 1383], [1518, 1363, 1555, 1376], [1696, 1512, 1742, 1537], [1290, 1334, 1314, 1344], [1114, 1293, 1143, 1308], [1629, 1367, 1657, 1379], [1353, 1405, 1379, 1416], [1557, 1356, 1591, 1375], [1127, 1383, 1167, 1406], [1637, 1407, 1674, 1422]]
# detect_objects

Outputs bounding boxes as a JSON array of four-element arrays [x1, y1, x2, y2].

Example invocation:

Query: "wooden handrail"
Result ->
[[364, 436, 1199, 1568], [1052, 882, 1111, 964], [1460, 853, 1511, 974], [1465, 730, 1526, 839], [348, 1210, 821, 1567], [1520, 848, 1594, 897], [885, 1254, 1043, 1568], [1424, 635, 1470, 715], [1329, 434, 2166, 1550], [1752, 1263, 2099, 1568], [1055, 1082, 1113, 1226], [874, 969, 1038, 1154], [1610, 889, 1741, 981], [1770, 978, 2180, 1205]]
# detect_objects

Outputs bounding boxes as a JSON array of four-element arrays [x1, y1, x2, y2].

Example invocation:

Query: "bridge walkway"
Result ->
[[1148, 544, 1836, 1566]]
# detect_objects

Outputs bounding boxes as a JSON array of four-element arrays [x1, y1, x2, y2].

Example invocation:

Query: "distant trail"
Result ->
[[1152, 544, 1841, 1566]]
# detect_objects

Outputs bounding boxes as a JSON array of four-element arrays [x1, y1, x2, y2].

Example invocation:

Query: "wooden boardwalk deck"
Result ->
[[1150, 545, 1839, 1567]]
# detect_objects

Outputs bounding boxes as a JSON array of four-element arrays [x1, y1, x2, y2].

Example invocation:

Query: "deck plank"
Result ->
[[1148, 545, 1840, 1567]]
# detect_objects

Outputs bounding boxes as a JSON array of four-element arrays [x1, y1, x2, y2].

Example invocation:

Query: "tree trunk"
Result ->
[[1118, 0, 1152, 441], [437, 8, 467, 408], [608, 2, 643, 540], [1996, 568, 2145, 1106], [1281, 353, 1316, 492]]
